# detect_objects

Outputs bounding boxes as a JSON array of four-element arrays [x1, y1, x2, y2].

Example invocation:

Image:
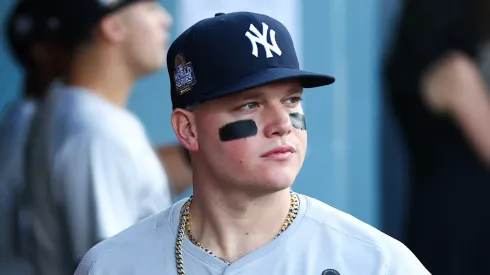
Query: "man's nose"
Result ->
[[263, 104, 292, 138], [160, 6, 173, 29]]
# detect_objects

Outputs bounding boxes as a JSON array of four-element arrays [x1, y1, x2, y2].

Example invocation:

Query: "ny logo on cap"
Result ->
[[245, 22, 282, 58]]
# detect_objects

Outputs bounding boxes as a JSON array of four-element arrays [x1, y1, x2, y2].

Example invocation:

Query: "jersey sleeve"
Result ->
[[52, 134, 140, 261]]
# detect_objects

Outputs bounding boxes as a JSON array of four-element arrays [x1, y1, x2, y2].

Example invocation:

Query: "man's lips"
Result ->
[[261, 145, 296, 158]]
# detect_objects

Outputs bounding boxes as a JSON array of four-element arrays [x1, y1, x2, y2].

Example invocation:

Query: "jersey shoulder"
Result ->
[[304, 195, 390, 246], [46, 85, 144, 146], [302, 195, 430, 274], [74, 206, 176, 275]]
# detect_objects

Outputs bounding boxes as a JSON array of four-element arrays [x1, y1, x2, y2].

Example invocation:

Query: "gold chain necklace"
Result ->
[[175, 191, 300, 275]]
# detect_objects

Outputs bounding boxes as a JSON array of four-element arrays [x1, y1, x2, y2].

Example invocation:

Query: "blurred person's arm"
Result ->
[[421, 51, 490, 166], [53, 135, 168, 265], [156, 145, 192, 194]]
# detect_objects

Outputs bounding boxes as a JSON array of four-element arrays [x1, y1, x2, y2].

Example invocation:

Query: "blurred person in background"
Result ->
[[385, 0, 490, 273], [0, 0, 70, 273], [23, 0, 190, 274]]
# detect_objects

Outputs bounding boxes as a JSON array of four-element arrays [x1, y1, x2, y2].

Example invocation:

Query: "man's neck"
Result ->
[[67, 49, 134, 107], [189, 185, 292, 263]]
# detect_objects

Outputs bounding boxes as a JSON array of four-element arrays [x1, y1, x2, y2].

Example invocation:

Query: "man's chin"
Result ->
[[254, 177, 295, 194], [241, 184, 292, 198]]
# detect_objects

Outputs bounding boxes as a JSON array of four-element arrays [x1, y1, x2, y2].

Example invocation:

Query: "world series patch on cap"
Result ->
[[167, 11, 335, 110]]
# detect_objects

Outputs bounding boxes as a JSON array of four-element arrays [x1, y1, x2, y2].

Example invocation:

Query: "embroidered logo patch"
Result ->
[[173, 53, 196, 95], [321, 269, 340, 275], [245, 22, 282, 58]]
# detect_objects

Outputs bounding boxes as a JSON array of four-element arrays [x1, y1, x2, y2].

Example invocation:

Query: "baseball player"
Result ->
[[23, 0, 189, 275], [74, 12, 430, 275], [0, 0, 69, 269]]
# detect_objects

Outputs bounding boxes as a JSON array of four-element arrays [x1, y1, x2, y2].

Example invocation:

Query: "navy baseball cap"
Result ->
[[50, 0, 154, 45], [6, 0, 61, 66], [168, 12, 335, 110]]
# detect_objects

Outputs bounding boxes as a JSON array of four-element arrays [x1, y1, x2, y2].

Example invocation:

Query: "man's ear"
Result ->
[[171, 109, 199, 152], [99, 14, 125, 44]]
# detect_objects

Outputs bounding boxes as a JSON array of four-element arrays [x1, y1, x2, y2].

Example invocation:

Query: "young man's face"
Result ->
[[190, 80, 307, 194], [117, 1, 173, 75]]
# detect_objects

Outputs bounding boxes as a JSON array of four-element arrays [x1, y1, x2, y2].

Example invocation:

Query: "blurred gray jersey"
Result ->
[[25, 83, 171, 275], [0, 99, 36, 258]]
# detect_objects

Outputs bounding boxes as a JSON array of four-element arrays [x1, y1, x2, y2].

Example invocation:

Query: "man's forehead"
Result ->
[[191, 80, 303, 113], [230, 80, 303, 100]]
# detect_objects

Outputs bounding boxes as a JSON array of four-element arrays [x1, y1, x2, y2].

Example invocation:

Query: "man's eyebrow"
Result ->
[[230, 85, 304, 103], [235, 90, 266, 101], [288, 86, 304, 94]]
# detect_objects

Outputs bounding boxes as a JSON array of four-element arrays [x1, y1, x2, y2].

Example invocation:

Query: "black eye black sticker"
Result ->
[[219, 120, 258, 141], [290, 112, 306, 130], [219, 113, 306, 142]]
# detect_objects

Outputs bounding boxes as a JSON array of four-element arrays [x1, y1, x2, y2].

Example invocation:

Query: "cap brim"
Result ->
[[199, 67, 335, 103]]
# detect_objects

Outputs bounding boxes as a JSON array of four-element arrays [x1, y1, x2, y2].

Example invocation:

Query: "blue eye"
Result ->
[[286, 97, 302, 105], [242, 102, 259, 110]]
